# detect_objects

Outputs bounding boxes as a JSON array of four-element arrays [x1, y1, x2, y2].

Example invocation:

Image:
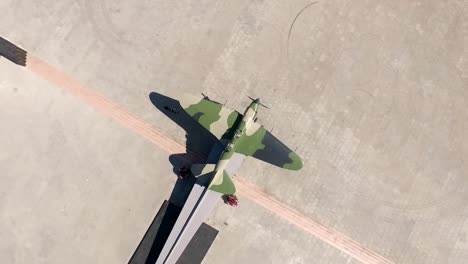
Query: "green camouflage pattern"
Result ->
[[180, 94, 304, 195], [208, 170, 236, 195], [180, 94, 242, 141]]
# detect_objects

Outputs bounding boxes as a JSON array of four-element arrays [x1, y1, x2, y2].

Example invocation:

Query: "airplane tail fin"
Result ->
[[190, 163, 216, 186], [190, 164, 216, 178]]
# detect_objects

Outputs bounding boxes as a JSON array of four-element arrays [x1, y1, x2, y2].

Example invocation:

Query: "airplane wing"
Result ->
[[180, 94, 243, 141], [234, 123, 303, 170]]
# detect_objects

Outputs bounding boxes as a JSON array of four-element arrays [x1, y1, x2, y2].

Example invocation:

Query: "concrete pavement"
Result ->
[[1, 0, 467, 263]]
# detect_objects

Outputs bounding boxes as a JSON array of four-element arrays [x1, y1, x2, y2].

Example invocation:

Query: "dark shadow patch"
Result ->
[[127, 200, 180, 264], [128, 201, 218, 264], [250, 130, 294, 169], [220, 113, 243, 141], [149, 92, 219, 159], [128, 92, 224, 264], [176, 222, 218, 264], [0, 36, 27, 66], [149, 91, 224, 207], [168, 153, 197, 208], [191, 112, 204, 123]]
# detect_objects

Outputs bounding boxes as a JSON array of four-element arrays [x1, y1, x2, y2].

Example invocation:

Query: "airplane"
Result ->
[[155, 93, 303, 264], [180, 93, 304, 196]]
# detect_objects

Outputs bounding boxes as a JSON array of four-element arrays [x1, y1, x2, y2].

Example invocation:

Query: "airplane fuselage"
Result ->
[[209, 100, 259, 184]]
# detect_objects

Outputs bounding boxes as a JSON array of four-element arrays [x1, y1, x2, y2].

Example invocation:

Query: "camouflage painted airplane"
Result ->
[[180, 94, 304, 196]]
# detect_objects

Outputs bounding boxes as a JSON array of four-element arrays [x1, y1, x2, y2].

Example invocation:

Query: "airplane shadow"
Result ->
[[148, 91, 223, 206], [0, 36, 27, 66], [1, 35, 218, 263], [128, 92, 224, 264], [149, 92, 220, 160], [128, 200, 218, 264]]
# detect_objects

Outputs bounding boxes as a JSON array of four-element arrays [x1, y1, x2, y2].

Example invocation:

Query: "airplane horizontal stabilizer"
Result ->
[[208, 170, 236, 195]]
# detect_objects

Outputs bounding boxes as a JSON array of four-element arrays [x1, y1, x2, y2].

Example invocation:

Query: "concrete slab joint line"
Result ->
[[24, 53, 394, 264]]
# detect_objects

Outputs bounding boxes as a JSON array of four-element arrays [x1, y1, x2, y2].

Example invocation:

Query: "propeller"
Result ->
[[201, 92, 209, 100], [247, 96, 269, 109]]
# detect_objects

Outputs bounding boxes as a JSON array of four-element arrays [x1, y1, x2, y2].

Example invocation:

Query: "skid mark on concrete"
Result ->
[[25, 54, 393, 264]]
